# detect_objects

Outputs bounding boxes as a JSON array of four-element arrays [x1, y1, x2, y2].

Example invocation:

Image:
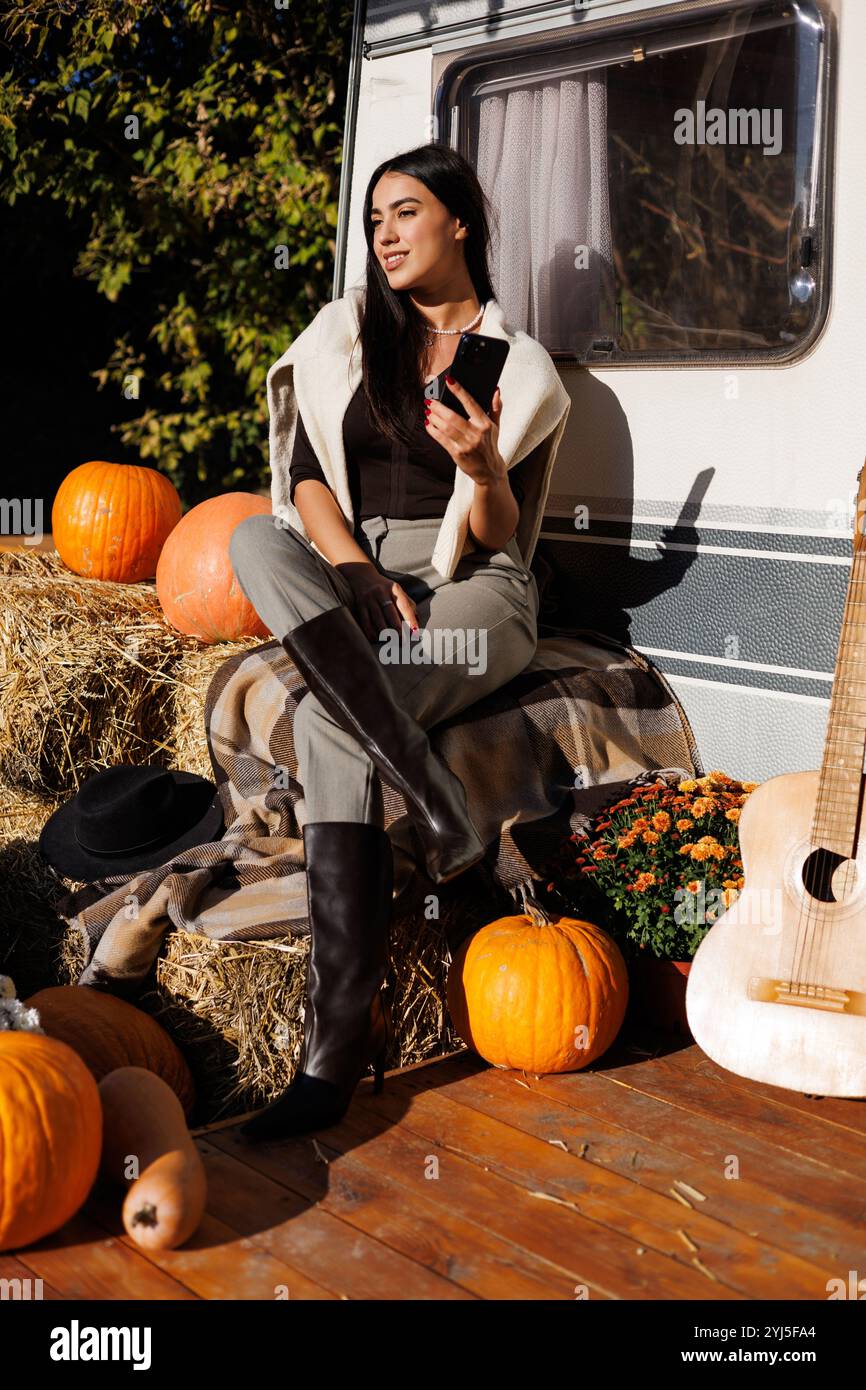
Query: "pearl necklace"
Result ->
[[422, 301, 485, 348]]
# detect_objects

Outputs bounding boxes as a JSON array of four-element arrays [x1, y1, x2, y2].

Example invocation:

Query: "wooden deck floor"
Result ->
[[5, 1024, 865, 1301]]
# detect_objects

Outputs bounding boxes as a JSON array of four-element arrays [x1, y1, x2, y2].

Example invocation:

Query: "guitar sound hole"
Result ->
[[801, 846, 857, 903]]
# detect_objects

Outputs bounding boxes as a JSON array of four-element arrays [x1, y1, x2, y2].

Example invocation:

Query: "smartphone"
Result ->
[[437, 332, 510, 421]]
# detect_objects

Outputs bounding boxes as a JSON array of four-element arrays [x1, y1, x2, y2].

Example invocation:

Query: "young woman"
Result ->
[[230, 142, 570, 1141]]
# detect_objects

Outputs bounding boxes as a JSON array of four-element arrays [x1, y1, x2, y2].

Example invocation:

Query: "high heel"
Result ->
[[240, 820, 393, 1142], [281, 604, 486, 884]]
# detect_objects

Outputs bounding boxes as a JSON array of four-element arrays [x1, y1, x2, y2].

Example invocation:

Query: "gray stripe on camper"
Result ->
[[541, 517, 852, 558], [536, 533, 848, 680], [546, 493, 858, 536], [627, 654, 831, 699]]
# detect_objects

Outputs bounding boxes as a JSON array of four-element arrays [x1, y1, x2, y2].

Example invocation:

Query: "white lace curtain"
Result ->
[[475, 69, 614, 350]]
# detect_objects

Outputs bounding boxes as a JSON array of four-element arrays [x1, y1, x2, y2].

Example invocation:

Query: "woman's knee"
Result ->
[[228, 513, 277, 578]]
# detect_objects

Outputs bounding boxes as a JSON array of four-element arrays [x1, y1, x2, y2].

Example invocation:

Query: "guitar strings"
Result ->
[[787, 527, 866, 995], [791, 568, 855, 993], [812, 557, 866, 994], [808, 548, 866, 990]]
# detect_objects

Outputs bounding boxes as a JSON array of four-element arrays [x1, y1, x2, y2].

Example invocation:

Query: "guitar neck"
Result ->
[[814, 494, 866, 857]]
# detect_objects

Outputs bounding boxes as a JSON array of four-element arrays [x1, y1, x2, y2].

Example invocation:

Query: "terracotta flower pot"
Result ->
[[629, 955, 693, 1037]]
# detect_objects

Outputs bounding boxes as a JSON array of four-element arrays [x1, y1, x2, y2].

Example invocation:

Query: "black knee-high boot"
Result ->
[[240, 820, 394, 1142], [281, 604, 486, 885]]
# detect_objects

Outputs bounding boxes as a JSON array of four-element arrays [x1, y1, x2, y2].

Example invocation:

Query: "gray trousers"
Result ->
[[229, 512, 539, 843]]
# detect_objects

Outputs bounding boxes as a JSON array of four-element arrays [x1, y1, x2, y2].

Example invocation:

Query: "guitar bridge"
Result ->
[[748, 978, 866, 1015]]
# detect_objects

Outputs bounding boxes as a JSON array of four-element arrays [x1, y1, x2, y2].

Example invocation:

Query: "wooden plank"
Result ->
[[15, 1209, 199, 1300], [206, 1125, 607, 1300], [216, 1080, 741, 1299], [0, 1254, 64, 1299], [599, 1041, 866, 1184], [356, 1057, 838, 1298], [535, 1056, 866, 1269], [664, 1038, 866, 1136], [401, 1050, 864, 1277], [196, 1136, 473, 1301], [83, 1168, 335, 1302]]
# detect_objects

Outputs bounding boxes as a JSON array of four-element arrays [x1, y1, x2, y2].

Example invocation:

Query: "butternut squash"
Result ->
[[98, 1066, 206, 1251]]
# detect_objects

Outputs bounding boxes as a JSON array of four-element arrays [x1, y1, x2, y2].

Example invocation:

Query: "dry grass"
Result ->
[[0, 549, 262, 794]]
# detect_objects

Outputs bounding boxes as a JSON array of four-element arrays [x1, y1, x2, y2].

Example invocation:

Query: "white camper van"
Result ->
[[334, 0, 858, 784]]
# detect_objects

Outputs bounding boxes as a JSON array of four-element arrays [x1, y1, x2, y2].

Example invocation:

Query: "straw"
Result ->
[[0, 549, 262, 795]]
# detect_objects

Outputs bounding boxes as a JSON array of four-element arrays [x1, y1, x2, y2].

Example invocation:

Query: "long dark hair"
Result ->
[[352, 143, 497, 446]]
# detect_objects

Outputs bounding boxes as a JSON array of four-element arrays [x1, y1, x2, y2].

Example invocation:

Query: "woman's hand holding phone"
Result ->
[[424, 377, 507, 489]]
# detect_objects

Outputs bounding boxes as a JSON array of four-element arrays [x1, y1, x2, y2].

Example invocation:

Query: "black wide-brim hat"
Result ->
[[39, 763, 225, 882]]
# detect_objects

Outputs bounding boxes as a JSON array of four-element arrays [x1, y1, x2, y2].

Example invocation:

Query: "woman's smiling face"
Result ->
[[369, 172, 467, 288]]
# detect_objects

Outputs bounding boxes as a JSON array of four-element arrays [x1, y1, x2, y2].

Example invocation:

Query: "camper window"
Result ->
[[435, 0, 832, 367]]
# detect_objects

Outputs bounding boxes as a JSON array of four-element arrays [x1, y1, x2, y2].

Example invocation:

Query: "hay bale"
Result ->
[[0, 783, 73, 997], [170, 646, 239, 780], [58, 869, 502, 1125], [0, 549, 262, 794]]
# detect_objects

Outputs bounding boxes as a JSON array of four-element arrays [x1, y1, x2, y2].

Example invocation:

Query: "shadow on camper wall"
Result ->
[[533, 370, 711, 647]]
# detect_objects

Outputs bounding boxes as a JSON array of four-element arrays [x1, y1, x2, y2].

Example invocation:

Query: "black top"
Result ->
[[288, 367, 524, 528]]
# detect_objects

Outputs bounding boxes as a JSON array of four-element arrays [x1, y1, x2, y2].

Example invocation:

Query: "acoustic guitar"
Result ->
[[686, 462, 866, 1096]]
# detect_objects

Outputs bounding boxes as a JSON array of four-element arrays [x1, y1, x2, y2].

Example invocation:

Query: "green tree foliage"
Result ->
[[0, 0, 351, 502]]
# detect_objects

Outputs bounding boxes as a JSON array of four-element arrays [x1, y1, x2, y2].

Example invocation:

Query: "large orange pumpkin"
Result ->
[[52, 461, 182, 582], [446, 890, 629, 1074], [156, 493, 272, 643], [24, 986, 195, 1119], [0, 1032, 102, 1250]]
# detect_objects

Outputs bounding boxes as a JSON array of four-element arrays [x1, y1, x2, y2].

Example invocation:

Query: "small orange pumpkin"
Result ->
[[156, 492, 271, 643], [446, 890, 629, 1074], [52, 461, 182, 582], [24, 986, 195, 1119], [0, 1032, 102, 1251]]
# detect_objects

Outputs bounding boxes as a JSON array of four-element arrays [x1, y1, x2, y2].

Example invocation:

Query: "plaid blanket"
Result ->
[[57, 627, 703, 994]]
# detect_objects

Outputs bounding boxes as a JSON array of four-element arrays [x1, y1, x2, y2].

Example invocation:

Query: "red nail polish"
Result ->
[[445, 374, 454, 384]]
